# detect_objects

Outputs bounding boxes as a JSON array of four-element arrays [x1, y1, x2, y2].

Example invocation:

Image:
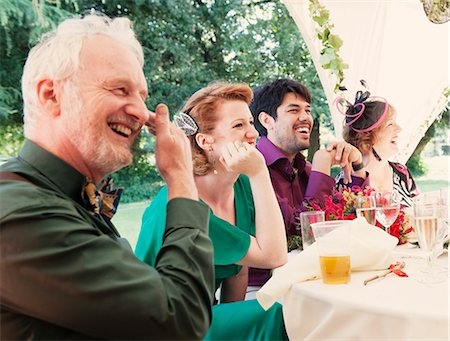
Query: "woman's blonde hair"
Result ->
[[182, 82, 253, 175]]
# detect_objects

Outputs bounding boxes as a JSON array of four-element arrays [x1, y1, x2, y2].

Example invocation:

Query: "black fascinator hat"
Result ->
[[335, 80, 389, 133]]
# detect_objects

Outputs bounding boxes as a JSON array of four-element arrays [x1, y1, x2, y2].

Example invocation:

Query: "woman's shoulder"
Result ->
[[236, 174, 250, 186], [142, 185, 168, 221], [389, 161, 419, 199], [389, 161, 410, 175], [234, 174, 253, 197], [389, 161, 416, 181]]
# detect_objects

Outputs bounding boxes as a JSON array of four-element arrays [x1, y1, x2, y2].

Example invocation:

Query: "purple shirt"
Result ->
[[249, 136, 354, 286]]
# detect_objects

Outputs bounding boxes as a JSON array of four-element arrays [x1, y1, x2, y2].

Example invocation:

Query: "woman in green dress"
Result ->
[[136, 82, 288, 340]]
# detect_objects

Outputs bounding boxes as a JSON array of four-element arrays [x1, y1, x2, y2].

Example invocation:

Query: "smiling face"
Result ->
[[372, 110, 401, 159], [60, 35, 148, 179], [265, 92, 313, 159], [210, 100, 259, 152]]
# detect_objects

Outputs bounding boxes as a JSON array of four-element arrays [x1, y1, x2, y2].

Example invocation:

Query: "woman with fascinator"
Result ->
[[135, 82, 288, 340], [335, 85, 420, 207]]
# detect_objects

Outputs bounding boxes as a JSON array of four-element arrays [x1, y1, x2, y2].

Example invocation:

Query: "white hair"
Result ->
[[22, 14, 144, 136]]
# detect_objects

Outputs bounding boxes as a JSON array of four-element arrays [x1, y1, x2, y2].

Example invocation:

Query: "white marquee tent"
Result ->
[[283, 0, 449, 163]]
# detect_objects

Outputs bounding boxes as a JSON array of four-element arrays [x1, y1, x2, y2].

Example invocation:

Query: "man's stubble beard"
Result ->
[[62, 83, 132, 177], [273, 129, 310, 155]]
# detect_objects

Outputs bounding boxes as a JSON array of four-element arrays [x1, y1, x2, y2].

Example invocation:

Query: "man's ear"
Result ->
[[37, 79, 61, 117], [195, 133, 215, 151], [258, 112, 275, 132]]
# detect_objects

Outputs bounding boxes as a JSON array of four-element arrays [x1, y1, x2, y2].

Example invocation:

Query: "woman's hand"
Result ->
[[225, 140, 287, 269], [219, 141, 266, 178]]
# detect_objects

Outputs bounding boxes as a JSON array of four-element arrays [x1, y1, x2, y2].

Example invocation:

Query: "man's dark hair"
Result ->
[[249, 79, 311, 136]]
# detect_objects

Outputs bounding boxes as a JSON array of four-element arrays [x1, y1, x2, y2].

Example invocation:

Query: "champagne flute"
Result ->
[[356, 195, 377, 225], [415, 193, 448, 272], [413, 202, 446, 283], [374, 190, 401, 235]]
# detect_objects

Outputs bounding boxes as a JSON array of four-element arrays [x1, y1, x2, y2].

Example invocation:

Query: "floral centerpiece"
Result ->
[[306, 185, 413, 245]]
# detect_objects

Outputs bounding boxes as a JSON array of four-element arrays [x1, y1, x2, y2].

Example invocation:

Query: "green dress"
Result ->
[[135, 175, 288, 341]]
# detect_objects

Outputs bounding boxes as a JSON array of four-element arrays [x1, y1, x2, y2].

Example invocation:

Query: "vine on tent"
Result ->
[[420, 0, 450, 24], [308, 0, 348, 92]]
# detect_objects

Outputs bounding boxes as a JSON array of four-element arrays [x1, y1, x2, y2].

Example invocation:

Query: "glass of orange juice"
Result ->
[[311, 221, 351, 284]]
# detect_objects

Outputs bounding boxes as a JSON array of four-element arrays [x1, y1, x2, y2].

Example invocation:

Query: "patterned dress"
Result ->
[[336, 162, 419, 207]]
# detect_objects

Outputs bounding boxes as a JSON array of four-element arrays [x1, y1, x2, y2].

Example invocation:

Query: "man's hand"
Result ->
[[312, 141, 365, 184], [327, 141, 364, 183], [152, 104, 198, 201]]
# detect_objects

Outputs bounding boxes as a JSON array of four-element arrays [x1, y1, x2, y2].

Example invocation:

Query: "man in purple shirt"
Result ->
[[248, 79, 367, 288]]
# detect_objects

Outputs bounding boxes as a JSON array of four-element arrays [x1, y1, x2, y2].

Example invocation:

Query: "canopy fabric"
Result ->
[[283, 0, 449, 163]]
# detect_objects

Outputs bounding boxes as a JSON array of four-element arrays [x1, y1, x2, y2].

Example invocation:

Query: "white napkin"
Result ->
[[256, 218, 398, 310]]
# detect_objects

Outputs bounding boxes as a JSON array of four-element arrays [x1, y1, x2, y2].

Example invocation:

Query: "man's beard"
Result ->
[[61, 82, 132, 177], [275, 131, 310, 155]]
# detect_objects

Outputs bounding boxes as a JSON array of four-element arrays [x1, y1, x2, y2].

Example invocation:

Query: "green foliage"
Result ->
[[109, 130, 164, 203], [409, 96, 449, 160], [0, 123, 24, 157], [287, 234, 303, 252], [110, 154, 164, 203], [406, 154, 427, 177], [309, 0, 348, 92], [0, 0, 358, 203], [420, 0, 450, 24], [0, 87, 21, 119], [330, 165, 341, 179], [0, 0, 446, 203]]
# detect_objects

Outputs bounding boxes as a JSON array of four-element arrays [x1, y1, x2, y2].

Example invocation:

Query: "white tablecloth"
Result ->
[[282, 247, 449, 340]]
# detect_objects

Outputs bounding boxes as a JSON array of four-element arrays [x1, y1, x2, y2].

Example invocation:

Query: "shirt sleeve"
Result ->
[[301, 170, 336, 213], [335, 170, 371, 192], [209, 215, 251, 266], [0, 183, 214, 340]]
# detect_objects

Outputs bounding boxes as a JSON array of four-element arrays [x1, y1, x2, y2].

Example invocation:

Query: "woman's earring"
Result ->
[[372, 147, 382, 162], [209, 148, 218, 175]]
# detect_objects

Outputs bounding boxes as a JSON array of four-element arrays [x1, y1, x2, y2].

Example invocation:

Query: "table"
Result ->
[[282, 247, 449, 340]]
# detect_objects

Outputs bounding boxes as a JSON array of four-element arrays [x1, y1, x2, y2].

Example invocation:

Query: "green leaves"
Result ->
[[308, 0, 347, 92], [328, 34, 343, 50], [0, 0, 333, 201]]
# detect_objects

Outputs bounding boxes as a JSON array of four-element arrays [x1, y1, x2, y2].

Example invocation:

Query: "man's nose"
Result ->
[[125, 95, 149, 124]]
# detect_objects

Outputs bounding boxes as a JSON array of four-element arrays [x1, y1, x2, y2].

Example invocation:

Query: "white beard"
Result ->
[[60, 82, 132, 177]]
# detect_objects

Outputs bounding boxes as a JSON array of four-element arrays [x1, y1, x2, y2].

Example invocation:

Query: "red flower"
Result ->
[[388, 262, 408, 277], [306, 186, 413, 245]]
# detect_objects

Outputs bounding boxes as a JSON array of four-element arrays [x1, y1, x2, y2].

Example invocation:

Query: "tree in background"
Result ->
[[406, 106, 449, 177], [1, 0, 446, 200], [1, 0, 76, 155], [1, 0, 330, 201]]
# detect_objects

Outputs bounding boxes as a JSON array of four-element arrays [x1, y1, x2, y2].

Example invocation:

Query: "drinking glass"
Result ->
[[413, 202, 447, 283], [374, 191, 401, 235], [356, 195, 377, 225], [414, 193, 448, 273], [311, 221, 351, 284], [298, 211, 325, 249]]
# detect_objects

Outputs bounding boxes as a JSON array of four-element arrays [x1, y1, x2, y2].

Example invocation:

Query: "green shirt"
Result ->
[[0, 140, 215, 340], [136, 175, 256, 292]]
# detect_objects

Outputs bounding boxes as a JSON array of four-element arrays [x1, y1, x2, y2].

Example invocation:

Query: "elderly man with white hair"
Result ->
[[0, 14, 214, 340]]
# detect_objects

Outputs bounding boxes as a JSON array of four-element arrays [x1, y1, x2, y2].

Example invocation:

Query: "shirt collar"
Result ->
[[19, 139, 86, 200], [256, 136, 307, 171]]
